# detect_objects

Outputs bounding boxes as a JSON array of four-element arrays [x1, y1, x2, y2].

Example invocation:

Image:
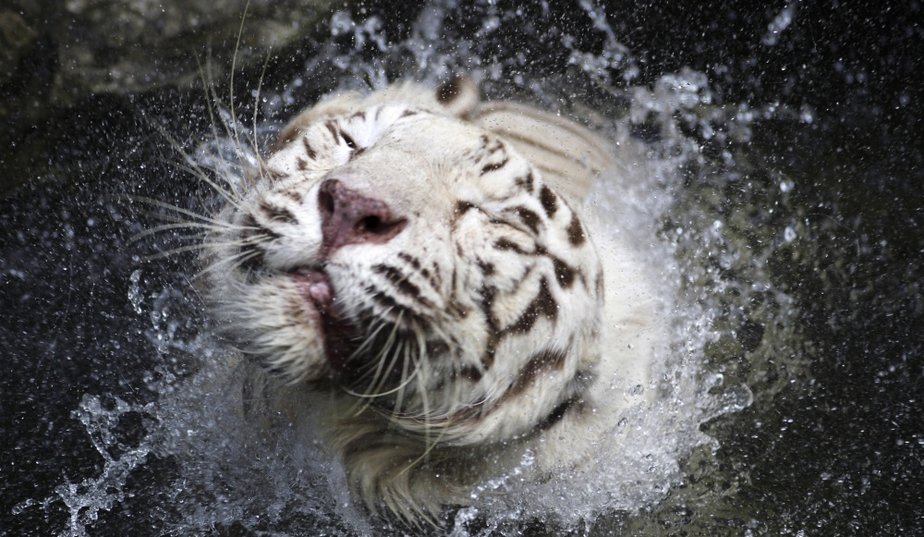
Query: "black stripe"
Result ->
[[302, 137, 317, 159], [372, 264, 434, 309], [366, 284, 400, 311], [281, 190, 303, 203], [259, 201, 297, 224], [240, 214, 281, 241], [503, 348, 568, 399], [539, 184, 558, 218], [513, 206, 542, 234], [515, 171, 535, 194], [481, 156, 509, 175], [478, 283, 500, 369], [536, 396, 583, 431], [552, 257, 576, 288], [397, 252, 422, 271], [506, 277, 558, 334], [494, 237, 529, 254], [373, 264, 420, 296], [325, 120, 339, 139], [455, 200, 476, 215], [567, 212, 586, 246]]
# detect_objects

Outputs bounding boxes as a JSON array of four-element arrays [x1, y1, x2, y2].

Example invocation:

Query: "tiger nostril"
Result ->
[[358, 215, 385, 234], [319, 179, 407, 255]]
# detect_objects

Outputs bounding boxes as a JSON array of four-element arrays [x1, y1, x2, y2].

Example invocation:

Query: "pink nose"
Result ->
[[318, 179, 407, 255]]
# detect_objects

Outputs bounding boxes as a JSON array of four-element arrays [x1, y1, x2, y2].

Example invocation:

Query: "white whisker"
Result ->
[[126, 195, 235, 228], [250, 50, 273, 168], [145, 119, 246, 209], [169, 159, 245, 209], [227, 0, 251, 162], [128, 221, 252, 244], [144, 237, 265, 261]]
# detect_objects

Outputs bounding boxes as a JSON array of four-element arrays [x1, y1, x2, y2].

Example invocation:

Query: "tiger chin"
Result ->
[[202, 77, 665, 527]]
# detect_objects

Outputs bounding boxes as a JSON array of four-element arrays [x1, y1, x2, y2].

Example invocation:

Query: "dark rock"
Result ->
[[1, 0, 340, 194]]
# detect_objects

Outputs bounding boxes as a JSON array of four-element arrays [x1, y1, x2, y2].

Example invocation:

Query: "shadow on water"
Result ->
[[2, 1, 922, 535]]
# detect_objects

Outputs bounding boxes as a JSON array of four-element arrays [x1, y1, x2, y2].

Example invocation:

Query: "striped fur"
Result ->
[[203, 79, 662, 526]]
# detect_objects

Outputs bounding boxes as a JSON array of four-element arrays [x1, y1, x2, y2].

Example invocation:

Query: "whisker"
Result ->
[[192, 249, 263, 280], [349, 318, 391, 368], [391, 335, 413, 416], [397, 406, 451, 479], [128, 221, 252, 244], [195, 53, 227, 156], [144, 118, 246, 210], [347, 327, 405, 416], [125, 195, 235, 228], [172, 232, 268, 245], [343, 312, 411, 401], [227, 0, 251, 162], [343, 351, 420, 401], [169, 159, 246, 209], [411, 329, 431, 447], [346, 338, 402, 403], [348, 342, 404, 400], [143, 237, 265, 261], [250, 50, 273, 168], [195, 52, 256, 192], [230, 250, 263, 280]]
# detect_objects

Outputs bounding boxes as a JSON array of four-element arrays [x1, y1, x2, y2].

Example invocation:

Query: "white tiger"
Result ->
[[203, 77, 665, 525]]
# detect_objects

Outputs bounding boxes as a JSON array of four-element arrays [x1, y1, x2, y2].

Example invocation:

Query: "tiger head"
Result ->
[[205, 80, 614, 447]]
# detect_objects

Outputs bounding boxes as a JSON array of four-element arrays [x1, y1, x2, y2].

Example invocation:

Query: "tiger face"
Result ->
[[206, 87, 606, 447]]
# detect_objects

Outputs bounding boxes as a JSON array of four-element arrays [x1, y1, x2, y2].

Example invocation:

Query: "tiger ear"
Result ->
[[473, 102, 616, 204], [433, 76, 481, 118]]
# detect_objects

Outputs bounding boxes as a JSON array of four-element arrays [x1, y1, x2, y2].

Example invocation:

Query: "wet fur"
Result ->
[[201, 78, 665, 525]]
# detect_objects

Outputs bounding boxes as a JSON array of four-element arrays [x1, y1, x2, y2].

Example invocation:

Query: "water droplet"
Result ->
[[128, 269, 144, 314]]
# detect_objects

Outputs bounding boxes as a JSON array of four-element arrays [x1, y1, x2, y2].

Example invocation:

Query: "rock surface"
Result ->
[[0, 0, 338, 193]]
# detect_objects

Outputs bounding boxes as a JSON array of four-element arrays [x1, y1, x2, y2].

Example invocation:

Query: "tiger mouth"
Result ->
[[289, 267, 363, 376], [290, 267, 334, 313]]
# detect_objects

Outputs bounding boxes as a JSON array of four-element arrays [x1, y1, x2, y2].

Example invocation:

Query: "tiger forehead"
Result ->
[[352, 110, 490, 157], [267, 105, 513, 187]]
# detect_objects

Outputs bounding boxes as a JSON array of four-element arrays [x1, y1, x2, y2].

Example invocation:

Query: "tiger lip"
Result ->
[[290, 267, 334, 312], [289, 267, 361, 373]]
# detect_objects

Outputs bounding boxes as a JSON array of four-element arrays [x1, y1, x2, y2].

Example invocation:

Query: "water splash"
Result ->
[[762, 2, 800, 46], [15, 1, 803, 535]]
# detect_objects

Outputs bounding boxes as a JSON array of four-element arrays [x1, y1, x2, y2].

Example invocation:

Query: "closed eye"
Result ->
[[341, 131, 357, 149]]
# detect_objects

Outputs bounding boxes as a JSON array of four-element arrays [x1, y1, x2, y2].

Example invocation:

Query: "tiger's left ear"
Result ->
[[433, 76, 481, 118], [436, 76, 616, 204], [472, 101, 616, 204]]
